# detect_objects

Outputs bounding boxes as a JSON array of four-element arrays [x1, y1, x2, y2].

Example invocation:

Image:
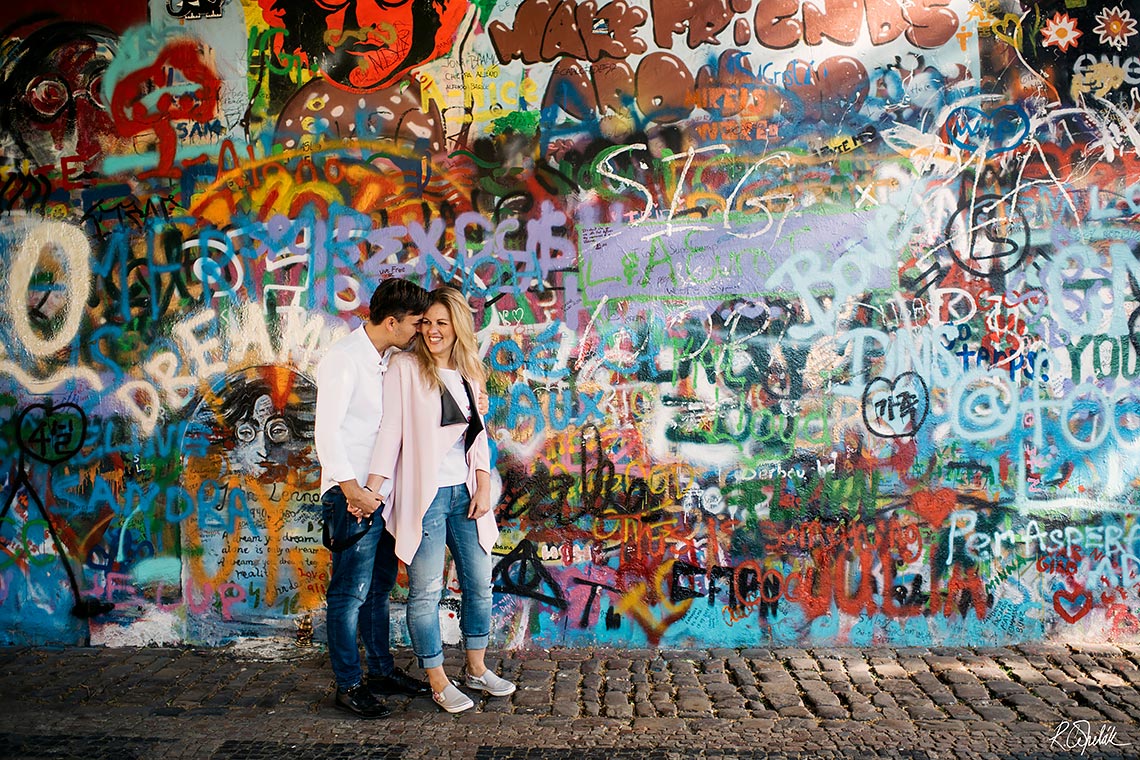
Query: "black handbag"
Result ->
[[322, 487, 373, 552]]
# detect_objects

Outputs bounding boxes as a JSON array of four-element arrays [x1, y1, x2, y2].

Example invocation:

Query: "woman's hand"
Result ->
[[346, 483, 383, 519], [467, 486, 491, 519]]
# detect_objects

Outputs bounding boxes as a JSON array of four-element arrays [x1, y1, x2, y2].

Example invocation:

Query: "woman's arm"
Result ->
[[467, 467, 491, 519], [363, 357, 407, 514]]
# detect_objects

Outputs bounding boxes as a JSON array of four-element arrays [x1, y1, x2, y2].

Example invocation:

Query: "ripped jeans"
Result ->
[[404, 484, 492, 669]]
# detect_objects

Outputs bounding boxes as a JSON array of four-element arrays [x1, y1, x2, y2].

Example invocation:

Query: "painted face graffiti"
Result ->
[[264, 0, 468, 91], [0, 22, 118, 171]]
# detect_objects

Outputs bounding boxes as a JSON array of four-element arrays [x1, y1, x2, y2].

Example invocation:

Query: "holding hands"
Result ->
[[345, 482, 383, 519]]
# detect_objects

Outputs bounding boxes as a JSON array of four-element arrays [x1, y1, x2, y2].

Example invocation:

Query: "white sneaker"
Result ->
[[465, 669, 516, 697], [433, 683, 474, 713]]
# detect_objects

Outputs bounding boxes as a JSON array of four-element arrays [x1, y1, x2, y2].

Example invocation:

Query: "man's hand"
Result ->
[[477, 392, 489, 416], [344, 482, 383, 519]]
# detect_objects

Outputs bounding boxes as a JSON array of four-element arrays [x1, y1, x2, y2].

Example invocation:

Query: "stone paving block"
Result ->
[[1088, 669, 1130, 687], [985, 680, 1027, 697], [580, 659, 602, 675], [761, 688, 803, 711], [1005, 668, 1049, 686], [898, 658, 930, 674], [923, 655, 960, 671], [737, 684, 762, 702], [604, 703, 634, 719], [1109, 688, 1140, 710], [697, 671, 730, 685], [819, 670, 851, 685], [939, 669, 983, 684], [773, 648, 810, 659], [709, 696, 746, 710], [1056, 703, 1109, 721], [949, 684, 989, 701], [910, 672, 956, 705], [971, 704, 1018, 723], [903, 705, 944, 721], [605, 678, 633, 694], [671, 659, 699, 674], [942, 703, 980, 721], [802, 688, 843, 709], [992, 652, 1033, 669], [1069, 642, 1123, 656], [871, 662, 909, 679], [1031, 683, 1075, 703], [703, 682, 738, 698], [1105, 664, 1140, 687], [669, 675, 700, 690], [629, 701, 653, 718]]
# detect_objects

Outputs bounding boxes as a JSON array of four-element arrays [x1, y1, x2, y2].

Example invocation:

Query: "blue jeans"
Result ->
[[406, 484, 492, 669], [323, 486, 398, 689]]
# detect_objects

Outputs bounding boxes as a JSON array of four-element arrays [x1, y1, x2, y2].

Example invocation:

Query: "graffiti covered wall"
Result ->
[[1, 0, 1140, 648]]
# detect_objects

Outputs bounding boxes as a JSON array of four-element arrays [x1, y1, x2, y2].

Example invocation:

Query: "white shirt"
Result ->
[[437, 368, 471, 487], [314, 326, 395, 498]]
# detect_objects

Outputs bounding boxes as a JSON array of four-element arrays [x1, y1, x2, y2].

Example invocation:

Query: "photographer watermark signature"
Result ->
[[1050, 720, 1132, 755]]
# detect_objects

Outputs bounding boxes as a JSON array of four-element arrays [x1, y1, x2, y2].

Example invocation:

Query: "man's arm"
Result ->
[[315, 356, 382, 518]]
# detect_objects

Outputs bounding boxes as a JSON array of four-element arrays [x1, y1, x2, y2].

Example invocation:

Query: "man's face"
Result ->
[[13, 36, 116, 168], [392, 312, 422, 348], [315, 0, 417, 89]]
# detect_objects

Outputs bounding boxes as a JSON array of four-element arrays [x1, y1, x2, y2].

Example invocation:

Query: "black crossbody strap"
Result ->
[[460, 377, 484, 453]]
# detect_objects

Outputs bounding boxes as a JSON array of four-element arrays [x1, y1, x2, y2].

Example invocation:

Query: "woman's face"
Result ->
[[419, 302, 456, 365]]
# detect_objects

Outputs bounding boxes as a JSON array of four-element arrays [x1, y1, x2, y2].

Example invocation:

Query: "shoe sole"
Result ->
[[434, 698, 474, 713], [466, 682, 516, 697], [333, 703, 391, 719], [369, 686, 431, 697]]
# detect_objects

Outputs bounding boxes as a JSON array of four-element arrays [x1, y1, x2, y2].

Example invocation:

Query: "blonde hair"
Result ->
[[414, 286, 486, 390]]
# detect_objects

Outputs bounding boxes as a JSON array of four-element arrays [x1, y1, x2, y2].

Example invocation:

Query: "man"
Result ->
[[315, 278, 432, 718]]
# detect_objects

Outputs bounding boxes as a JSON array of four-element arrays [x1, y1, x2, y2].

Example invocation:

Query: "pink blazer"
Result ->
[[369, 352, 498, 564]]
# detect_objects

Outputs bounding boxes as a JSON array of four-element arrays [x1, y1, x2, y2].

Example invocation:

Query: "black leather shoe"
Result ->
[[367, 667, 431, 696], [335, 684, 391, 718]]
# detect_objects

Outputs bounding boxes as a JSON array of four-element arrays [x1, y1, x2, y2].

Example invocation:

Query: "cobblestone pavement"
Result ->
[[1, 642, 1138, 759]]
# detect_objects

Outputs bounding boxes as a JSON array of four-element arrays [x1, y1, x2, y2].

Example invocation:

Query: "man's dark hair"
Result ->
[[369, 278, 429, 324]]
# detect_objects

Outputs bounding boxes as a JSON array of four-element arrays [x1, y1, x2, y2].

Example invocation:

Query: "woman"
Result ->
[[367, 286, 514, 713]]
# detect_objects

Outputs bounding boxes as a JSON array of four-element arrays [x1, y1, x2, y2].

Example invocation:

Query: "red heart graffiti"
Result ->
[[911, 488, 957, 528], [1053, 587, 1093, 624]]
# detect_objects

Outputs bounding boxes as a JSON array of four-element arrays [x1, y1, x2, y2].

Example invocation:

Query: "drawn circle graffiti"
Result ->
[[861, 372, 929, 438], [944, 105, 1030, 158], [944, 194, 1031, 279], [16, 402, 87, 465]]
